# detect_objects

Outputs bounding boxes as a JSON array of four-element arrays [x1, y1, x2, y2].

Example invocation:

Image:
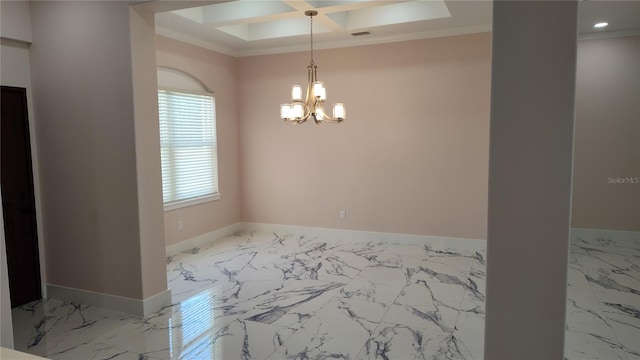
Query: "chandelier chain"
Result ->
[[310, 14, 314, 66]]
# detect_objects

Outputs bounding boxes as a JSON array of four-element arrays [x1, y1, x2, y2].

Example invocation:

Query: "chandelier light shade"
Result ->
[[280, 10, 346, 124]]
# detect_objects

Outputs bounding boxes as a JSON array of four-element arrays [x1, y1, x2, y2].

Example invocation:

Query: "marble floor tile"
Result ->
[[11, 231, 639, 360], [358, 265, 408, 285], [12, 299, 147, 359], [571, 232, 640, 257], [214, 320, 296, 360], [605, 310, 640, 360], [240, 279, 345, 329], [381, 303, 459, 334], [566, 296, 616, 338], [116, 327, 174, 359], [386, 244, 429, 257], [340, 274, 405, 304], [357, 322, 468, 360], [567, 265, 595, 295], [453, 305, 484, 360], [565, 330, 630, 360], [48, 346, 151, 360], [564, 233, 640, 360], [266, 298, 388, 360]]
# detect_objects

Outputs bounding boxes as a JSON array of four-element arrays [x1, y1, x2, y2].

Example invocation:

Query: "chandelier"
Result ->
[[280, 10, 346, 124]]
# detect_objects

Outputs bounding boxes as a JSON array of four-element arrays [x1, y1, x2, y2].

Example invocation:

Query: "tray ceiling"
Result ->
[[153, 0, 640, 57]]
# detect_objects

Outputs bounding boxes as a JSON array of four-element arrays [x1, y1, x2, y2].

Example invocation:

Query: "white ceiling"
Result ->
[[153, 0, 640, 57], [155, 0, 493, 57], [578, 1, 640, 39]]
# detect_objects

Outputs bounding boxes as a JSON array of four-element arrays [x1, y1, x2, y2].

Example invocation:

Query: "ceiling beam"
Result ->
[[281, 0, 345, 31], [281, 0, 412, 32], [133, 0, 230, 14]]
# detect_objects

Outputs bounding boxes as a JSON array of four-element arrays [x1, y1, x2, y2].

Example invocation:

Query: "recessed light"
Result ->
[[593, 22, 608, 29]]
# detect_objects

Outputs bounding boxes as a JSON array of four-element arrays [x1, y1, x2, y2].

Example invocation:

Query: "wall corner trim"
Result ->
[[46, 284, 171, 316]]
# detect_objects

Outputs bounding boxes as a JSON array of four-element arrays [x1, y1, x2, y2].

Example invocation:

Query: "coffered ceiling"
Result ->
[[152, 0, 640, 57], [154, 0, 493, 56]]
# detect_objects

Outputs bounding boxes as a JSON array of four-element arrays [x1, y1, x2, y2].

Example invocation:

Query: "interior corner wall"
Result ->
[[155, 35, 242, 247], [571, 35, 640, 232], [129, 7, 168, 299], [29, 1, 145, 299], [237, 33, 491, 240]]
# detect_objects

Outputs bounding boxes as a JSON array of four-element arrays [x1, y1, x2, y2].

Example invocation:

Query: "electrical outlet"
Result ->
[[178, 220, 183, 231], [339, 210, 346, 219]]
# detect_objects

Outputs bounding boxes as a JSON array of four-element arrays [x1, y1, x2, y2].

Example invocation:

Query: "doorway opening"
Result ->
[[1, 86, 42, 307]]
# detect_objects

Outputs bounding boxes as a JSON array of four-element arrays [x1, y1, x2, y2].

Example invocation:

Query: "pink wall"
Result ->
[[155, 36, 242, 246], [571, 36, 640, 232], [130, 7, 169, 299], [238, 33, 491, 240], [29, 2, 167, 300]]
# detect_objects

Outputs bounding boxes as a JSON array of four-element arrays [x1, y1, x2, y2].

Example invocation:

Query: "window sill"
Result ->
[[163, 193, 221, 211]]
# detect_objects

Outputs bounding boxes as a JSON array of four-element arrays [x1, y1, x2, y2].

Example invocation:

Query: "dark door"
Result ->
[[1, 86, 42, 307]]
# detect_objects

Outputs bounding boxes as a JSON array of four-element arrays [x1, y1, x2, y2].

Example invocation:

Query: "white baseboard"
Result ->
[[571, 227, 640, 241], [1, 347, 49, 360], [165, 222, 244, 256], [47, 284, 171, 316], [166, 222, 486, 258], [142, 288, 172, 315], [242, 222, 486, 252]]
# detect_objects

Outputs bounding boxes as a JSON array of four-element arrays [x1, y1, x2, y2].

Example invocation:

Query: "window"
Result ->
[[158, 89, 219, 209]]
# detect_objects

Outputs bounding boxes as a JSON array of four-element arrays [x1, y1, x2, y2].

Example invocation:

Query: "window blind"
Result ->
[[158, 89, 218, 205]]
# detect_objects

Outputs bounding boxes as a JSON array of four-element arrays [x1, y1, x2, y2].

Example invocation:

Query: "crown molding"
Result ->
[[155, 25, 240, 57], [578, 29, 640, 41], [156, 24, 493, 58]]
